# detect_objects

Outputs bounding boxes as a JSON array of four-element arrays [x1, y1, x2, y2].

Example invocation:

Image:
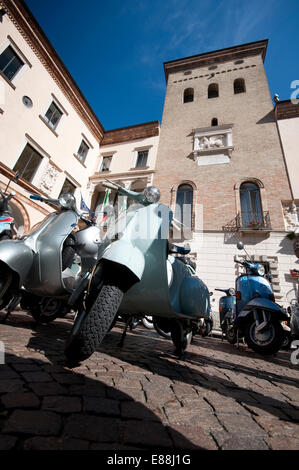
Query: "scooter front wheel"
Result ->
[[244, 316, 284, 355], [64, 281, 123, 363]]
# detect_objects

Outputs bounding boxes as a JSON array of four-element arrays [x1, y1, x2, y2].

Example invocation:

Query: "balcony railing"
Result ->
[[223, 211, 272, 232]]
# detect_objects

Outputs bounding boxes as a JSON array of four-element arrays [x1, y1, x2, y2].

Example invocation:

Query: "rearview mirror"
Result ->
[[237, 241, 244, 250]]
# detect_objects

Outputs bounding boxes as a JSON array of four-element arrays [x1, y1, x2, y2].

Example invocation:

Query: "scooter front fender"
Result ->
[[0, 240, 33, 285], [102, 240, 145, 280], [238, 298, 289, 321]]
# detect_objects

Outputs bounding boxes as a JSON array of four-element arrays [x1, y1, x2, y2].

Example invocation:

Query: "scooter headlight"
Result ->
[[257, 264, 265, 276], [228, 288, 235, 296], [59, 193, 75, 209], [143, 186, 161, 203]]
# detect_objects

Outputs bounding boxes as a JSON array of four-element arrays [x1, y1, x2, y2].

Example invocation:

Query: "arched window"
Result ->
[[211, 118, 218, 126], [234, 78, 246, 94], [208, 83, 219, 99], [183, 88, 194, 103], [175, 184, 193, 230], [240, 182, 263, 228]]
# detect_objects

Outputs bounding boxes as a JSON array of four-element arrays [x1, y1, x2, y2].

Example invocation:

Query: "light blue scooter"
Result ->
[[65, 180, 211, 363]]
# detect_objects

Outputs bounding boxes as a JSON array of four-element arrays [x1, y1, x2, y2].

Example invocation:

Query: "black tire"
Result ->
[[171, 322, 192, 352], [281, 333, 292, 350], [30, 298, 62, 324], [244, 316, 284, 355], [224, 322, 237, 344], [200, 319, 213, 337], [0, 264, 13, 310], [65, 282, 123, 363], [153, 317, 172, 339]]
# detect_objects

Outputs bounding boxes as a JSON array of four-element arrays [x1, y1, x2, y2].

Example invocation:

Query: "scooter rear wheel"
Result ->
[[65, 281, 123, 363]]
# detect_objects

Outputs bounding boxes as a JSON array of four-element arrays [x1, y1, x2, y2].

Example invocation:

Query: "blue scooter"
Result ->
[[216, 242, 290, 355]]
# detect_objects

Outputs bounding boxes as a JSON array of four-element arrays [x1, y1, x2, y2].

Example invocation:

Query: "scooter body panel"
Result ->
[[236, 274, 273, 313], [0, 239, 34, 284], [106, 203, 211, 320], [23, 210, 77, 296], [237, 298, 288, 321], [219, 295, 236, 324]]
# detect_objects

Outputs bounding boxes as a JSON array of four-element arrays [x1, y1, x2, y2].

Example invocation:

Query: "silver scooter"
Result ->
[[65, 180, 211, 363], [0, 192, 101, 322]]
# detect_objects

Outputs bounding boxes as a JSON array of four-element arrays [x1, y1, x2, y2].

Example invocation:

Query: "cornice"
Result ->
[[1, 0, 105, 141], [275, 100, 299, 120], [101, 121, 160, 146], [164, 39, 268, 82]]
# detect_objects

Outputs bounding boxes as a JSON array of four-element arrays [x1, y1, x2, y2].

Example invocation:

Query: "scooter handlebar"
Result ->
[[30, 194, 42, 201]]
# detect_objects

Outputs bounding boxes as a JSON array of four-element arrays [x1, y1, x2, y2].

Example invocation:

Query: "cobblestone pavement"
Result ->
[[0, 310, 298, 450]]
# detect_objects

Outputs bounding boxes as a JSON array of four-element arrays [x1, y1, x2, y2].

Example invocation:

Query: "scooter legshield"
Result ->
[[0, 240, 33, 284], [237, 298, 289, 321]]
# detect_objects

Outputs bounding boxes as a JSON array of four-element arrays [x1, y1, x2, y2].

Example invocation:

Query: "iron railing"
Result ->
[[223, 211, 271, 232]]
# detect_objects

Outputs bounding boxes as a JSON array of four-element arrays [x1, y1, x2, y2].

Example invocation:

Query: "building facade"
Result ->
[[88, 121, 160, 218], [0, 0, 104, 232], [153, 40, 299, 323]]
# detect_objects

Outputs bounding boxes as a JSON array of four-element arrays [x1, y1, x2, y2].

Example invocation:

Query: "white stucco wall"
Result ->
[[278, 117, 299, 200]]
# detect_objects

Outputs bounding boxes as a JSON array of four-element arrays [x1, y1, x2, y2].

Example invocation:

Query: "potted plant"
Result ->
[[249, 220, 261, 229]]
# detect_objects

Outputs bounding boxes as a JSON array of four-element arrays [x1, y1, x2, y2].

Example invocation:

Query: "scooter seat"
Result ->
[[168, 243, 190, 255]]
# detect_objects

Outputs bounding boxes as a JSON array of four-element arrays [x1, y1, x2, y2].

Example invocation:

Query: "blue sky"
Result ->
[[25, 0, 299, 130]]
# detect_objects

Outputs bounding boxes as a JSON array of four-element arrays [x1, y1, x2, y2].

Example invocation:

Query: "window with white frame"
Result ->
[[135, 150, 148, 168], [13, 143, 43, 183], [76, 139, 89, 164], [0, 45, 24, 81], [100, 156, 112, 172], [44, 101, 63, 130]]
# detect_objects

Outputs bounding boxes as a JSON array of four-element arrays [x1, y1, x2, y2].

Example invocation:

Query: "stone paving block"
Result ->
[[42, 396, 82, 413], [3, 410, 62, 436], [0, 435, 18, 450], [1, 392, 40, 409], [120, 401, 161, 421], [64, 414, 121, 442], [28, 382, 68, 396], [266, 436, 299, 450], [21, 371, 52, 383], [83, 397, 120, 416], [167, 425, 218, 450], [0, 379, 25, 394], [254, 416, 299, 438], [0, 368, 20, 379], [211, 431, 269, 450], [51, 373, 85, 385], [69, 383, 106, 397], [216, 412, 267, 436], [23, 436, 89, 450], [165, 407, 223, 432], [123, 420, 173, 448]]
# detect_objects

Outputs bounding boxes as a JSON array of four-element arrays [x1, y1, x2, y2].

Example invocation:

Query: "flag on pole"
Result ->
[[80, 193, 94, 215]]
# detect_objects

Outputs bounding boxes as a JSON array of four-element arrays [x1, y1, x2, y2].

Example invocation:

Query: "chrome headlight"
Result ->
[[257, 264, 265, 276], [143, 186, 160, 203], [59, 193, 75, 209], [228, 288, 236, 296]]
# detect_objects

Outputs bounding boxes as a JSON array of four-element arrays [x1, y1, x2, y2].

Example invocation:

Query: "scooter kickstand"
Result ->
[[118, 318, 130, 348]]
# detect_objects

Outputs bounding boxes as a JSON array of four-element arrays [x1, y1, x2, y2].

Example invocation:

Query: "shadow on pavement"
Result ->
[[0, 350, 207, 450]]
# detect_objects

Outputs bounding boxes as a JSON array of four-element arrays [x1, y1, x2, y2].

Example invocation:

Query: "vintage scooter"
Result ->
[[65, 180, 211, 363], [216, 241, 290, 355], [0, 192, 101, 323], [215, 287, 237, 343]]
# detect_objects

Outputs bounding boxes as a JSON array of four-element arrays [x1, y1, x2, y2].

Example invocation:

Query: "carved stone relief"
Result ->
[[282, 201, 299, 232], [39, 162, 59, 195]]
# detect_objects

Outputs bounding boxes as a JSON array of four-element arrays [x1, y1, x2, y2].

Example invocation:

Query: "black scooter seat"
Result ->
[[168, 243, 190, 255]]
